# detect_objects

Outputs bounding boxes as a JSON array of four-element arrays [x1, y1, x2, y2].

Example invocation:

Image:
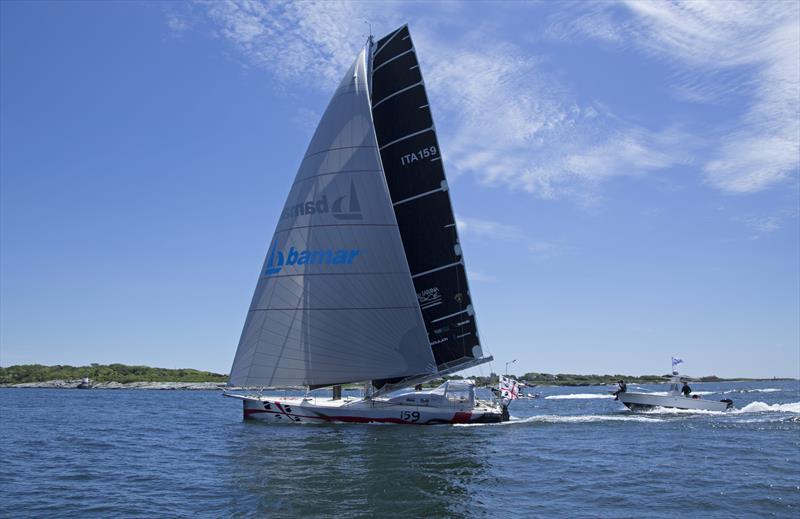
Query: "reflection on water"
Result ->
[[224, 422, 491, 517]]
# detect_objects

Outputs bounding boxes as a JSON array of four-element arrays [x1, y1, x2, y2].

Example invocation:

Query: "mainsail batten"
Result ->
[[370, 25, 489, 385], [229, 45, 436, 388]]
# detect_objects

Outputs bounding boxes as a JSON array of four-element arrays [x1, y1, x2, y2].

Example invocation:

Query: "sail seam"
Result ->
[[392, 186, 445, 206], [378, 126, 434, 150], [372, 48, 414, 73], [258, 271, 410, 279], [410, 261, 461, 279], [303, 145, 374, 161], [292, 169, 378, 184], [373, 26, 405, 58], [250, 306, 419, 311], [273, 223, 396, 233], [372, 80, 423, 108]]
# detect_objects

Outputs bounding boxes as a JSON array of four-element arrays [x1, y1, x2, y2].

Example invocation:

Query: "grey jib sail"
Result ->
[[370, 25, 491, 387], [228, 46, 436, 388]]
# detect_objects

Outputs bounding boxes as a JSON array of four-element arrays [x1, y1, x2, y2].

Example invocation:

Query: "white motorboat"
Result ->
[[618, 375, 733, 412], [224, 25, 508, 425]]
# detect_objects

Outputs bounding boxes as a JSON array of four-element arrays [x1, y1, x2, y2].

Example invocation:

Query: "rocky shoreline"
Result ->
[[0, 379, 227, 390]]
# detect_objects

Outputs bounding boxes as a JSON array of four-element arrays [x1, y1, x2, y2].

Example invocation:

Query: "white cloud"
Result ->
[[165, 11, 191, 34], [560, 0, 800, 194], [415, 31, 688, 201], [171, 0, 798, 200], [456, 215, 564, 261], [733, 208, 799, 238], [466, 268, 495, 283], [191, 0, 396, 87], [455, 215, 524, 242], [745, 216, 781, 234], [174, 1, 685, 201], [528, 241, 562, 261]]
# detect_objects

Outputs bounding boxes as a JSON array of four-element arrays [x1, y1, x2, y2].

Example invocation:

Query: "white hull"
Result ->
[[619, 392, 732, 412], [225, 394, 503, 425]]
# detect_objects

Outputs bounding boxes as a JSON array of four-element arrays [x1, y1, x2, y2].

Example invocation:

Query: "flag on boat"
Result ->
[[672, 357, 684, 367], [499, 376, 519, 400]]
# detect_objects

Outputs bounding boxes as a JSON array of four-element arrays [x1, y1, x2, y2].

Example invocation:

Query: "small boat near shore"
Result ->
[[618, 375, 733, 412]]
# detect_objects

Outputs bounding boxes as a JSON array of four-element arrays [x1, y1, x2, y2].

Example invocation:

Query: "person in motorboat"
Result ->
[[613, 380, 627, 400], [681, 381, 692, 397]]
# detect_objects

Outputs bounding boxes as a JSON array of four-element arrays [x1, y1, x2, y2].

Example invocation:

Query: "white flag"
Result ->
[[499, 376, 519, 401]]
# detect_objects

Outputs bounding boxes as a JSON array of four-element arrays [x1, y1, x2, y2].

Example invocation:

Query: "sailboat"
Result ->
[[223, 25, 507, 424]]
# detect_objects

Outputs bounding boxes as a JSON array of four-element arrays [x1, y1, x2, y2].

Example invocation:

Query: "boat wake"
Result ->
[[721, 388, 783, 394], [453, 414, 665, 427], [524, 414, 665, 424], [735, 401, 800, 413], [544, 393, 614, 400], [454, 401, 799, 427], [640, 401, 800, 415]]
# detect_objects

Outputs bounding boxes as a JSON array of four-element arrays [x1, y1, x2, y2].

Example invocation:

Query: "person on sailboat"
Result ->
[[613, 380, 627, 400], [681, 381, 692, 397]]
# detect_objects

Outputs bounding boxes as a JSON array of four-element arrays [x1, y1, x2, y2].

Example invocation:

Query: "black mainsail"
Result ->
[[370, 25, 491, 389]]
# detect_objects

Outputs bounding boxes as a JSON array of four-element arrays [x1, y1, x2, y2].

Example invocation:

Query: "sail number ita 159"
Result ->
[[400, 146, 437, 166], [400, 411, 420, 422]]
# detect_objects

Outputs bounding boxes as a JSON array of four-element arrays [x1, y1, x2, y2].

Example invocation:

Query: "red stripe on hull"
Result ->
[[452, 412, 473, 423]]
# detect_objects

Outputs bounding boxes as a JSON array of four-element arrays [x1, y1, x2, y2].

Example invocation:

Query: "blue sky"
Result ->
[[1, 1, 798, 378]]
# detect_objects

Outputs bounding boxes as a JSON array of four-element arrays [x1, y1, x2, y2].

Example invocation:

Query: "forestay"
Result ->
[[228, 46, 436, 388]]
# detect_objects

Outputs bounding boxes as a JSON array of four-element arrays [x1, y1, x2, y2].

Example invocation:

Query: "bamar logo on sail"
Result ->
[[263, 245, 360, 276], [281, 179, 363, 221]]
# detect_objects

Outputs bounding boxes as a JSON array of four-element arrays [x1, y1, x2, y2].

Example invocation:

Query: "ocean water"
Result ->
[[1, 380, 798, 518]]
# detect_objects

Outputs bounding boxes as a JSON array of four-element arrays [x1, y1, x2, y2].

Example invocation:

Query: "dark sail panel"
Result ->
[[370, 25, 488, 375]]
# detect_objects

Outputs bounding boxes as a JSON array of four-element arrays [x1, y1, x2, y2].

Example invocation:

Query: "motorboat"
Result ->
[[617, 375, 733, 411]]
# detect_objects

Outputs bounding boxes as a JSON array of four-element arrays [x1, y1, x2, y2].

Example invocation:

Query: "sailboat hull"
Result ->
[[226, 394, 502, 425]]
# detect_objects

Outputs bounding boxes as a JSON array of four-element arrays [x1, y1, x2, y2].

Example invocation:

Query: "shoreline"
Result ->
[[0, 380, 226, 390]]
